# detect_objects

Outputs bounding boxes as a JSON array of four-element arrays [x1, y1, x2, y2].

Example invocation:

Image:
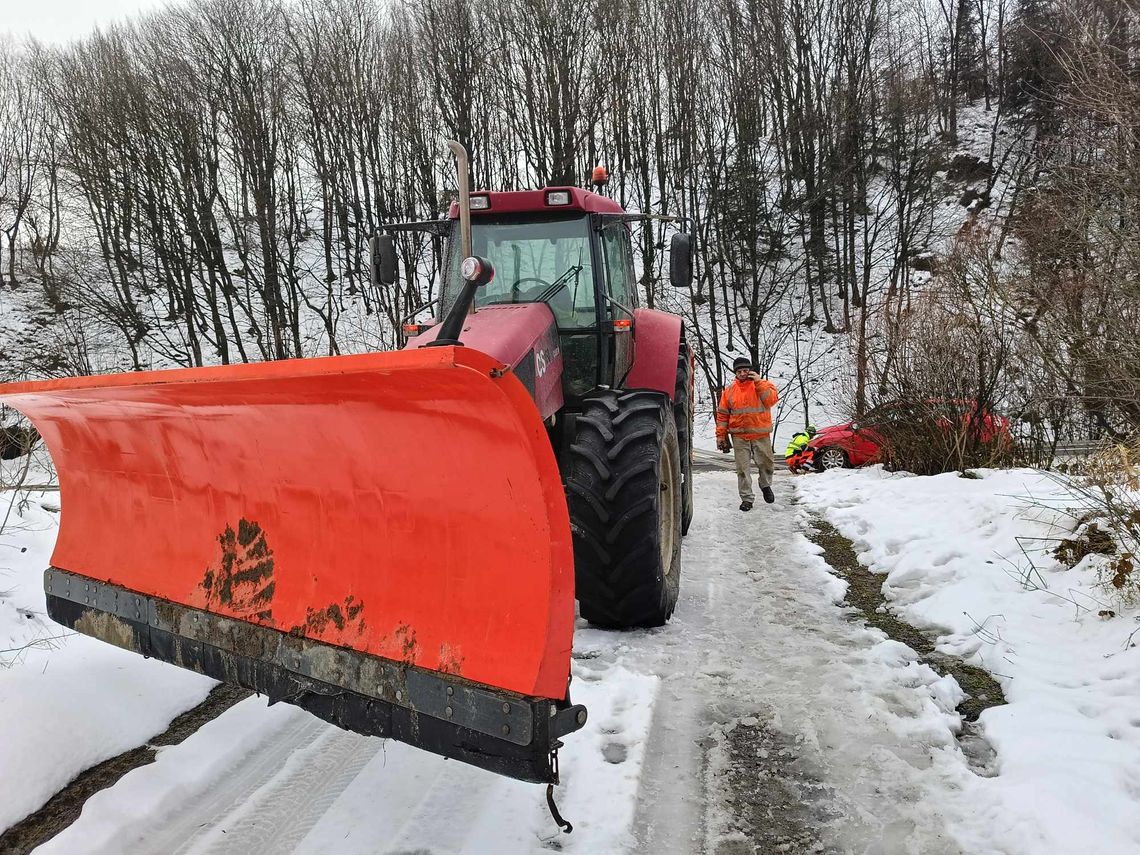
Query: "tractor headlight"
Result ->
[[545, 190, 572, 206], [469, 194, 491, 210]]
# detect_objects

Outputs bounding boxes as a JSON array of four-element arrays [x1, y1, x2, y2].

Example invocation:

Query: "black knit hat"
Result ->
[[732, 356, 753, 371]]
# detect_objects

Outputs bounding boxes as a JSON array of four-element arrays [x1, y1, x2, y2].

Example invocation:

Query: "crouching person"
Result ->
[[716, 357, 779, 511], [784, 425, 817, 474]]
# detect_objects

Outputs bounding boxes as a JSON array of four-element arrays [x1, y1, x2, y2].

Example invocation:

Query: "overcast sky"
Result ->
[[3, 0, 173, 45]]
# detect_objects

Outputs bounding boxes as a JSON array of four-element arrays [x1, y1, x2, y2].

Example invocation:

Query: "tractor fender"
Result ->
[[624, 308, 683, 400]]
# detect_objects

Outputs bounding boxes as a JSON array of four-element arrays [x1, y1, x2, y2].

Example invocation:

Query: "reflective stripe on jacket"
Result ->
[[716, 378, 778, 442]]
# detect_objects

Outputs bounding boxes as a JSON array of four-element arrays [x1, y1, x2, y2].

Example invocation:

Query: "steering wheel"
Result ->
[[506, 277, 553, 301]]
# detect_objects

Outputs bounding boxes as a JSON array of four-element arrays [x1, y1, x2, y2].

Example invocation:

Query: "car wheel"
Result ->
[[817, 447, 849, 471]]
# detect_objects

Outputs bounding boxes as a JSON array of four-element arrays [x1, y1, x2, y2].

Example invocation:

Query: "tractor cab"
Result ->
[[378, 186, 691, 400]]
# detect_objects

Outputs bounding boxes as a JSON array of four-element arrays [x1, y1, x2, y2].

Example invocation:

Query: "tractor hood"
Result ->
[[405, 303, 564, 421]]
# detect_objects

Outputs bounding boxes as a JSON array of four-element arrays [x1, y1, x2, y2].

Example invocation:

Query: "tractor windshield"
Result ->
[[443, 215, 597, 329]]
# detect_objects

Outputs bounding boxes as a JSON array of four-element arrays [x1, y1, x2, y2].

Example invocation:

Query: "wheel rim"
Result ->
[[821, 448, 845, 470], [659, 448, 678, 574]]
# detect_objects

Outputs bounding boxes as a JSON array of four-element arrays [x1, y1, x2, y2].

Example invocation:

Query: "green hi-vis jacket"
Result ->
[[785, 431, 812, 457]]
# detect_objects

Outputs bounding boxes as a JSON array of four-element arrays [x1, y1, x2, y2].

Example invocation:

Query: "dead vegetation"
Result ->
[[1053, 521, 1117, 568], [1, 408, 60, 671], [853, 235, 1027, 476], [1061, 443, 1140, 605]]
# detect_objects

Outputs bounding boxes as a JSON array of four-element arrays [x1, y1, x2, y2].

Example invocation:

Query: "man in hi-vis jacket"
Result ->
[[716, 356, 779, 511]]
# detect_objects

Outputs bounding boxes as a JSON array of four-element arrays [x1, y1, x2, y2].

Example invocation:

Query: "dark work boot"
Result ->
[[739, 500, 753, 512], [762, 486, 775, 504]]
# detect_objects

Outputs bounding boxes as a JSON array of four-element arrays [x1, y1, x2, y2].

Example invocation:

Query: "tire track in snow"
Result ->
[[625, 469, 973, 854], [124, 710, 333, 855], [363, 759, 499, 853], [34, 660, 658, 854], [185, 725, 381, 855]]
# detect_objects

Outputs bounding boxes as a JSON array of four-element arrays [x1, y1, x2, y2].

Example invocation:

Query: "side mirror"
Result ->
[[370, 234, 398, 286], [669, 232, 692, 289]]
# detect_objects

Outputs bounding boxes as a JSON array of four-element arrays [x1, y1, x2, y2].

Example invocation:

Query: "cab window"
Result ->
[[442, 215, 597, 329], [601, 227, 636, 310]]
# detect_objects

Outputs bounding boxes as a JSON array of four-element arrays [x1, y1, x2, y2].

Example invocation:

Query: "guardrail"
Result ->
[[1052, 441, 1106, 457]]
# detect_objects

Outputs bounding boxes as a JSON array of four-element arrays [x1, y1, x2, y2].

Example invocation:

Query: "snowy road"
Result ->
[[31, 468, 983, 854], [626, 467, 973, 854]]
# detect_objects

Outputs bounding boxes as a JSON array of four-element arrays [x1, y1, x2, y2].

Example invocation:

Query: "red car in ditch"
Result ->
[[807, 400, 1011, 471]]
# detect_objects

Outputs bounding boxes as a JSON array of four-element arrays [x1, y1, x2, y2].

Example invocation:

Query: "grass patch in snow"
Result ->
[[807, 516, 1005, 725], [0, 684, 248, 852]]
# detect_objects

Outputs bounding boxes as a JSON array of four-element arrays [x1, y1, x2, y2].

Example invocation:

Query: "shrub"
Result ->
[[1059, 441, 1140, 604]]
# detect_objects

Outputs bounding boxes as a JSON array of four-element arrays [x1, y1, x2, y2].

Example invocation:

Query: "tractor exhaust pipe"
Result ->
[[450, 140, 473, 261], [427, 141, 495, 348]]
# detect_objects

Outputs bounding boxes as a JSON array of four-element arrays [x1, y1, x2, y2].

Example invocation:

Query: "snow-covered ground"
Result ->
[[3, 461, 1139, 852], [797, 466, 1140, 853]]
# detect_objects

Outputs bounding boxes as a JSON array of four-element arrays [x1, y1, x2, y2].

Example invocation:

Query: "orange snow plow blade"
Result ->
[[0, 347, 583, 782]]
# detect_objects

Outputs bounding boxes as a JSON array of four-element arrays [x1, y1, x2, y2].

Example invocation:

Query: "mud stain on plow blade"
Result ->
[[0, 347, 587, 782]]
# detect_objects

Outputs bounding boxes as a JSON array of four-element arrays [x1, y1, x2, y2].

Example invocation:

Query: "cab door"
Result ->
[[600, 225, 637, 386]]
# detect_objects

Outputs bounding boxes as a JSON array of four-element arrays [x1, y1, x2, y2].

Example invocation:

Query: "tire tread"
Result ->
[[567, 390, 682, 628]]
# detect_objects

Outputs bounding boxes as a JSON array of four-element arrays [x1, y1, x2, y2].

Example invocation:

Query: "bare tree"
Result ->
[[0, 41, 46, 288]]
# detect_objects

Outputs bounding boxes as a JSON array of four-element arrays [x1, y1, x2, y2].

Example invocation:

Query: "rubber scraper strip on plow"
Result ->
[[0, 346, 586, 783]]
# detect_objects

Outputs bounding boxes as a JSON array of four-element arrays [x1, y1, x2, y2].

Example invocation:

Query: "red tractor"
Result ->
[[378, 153, 696, 628], [0, 143, 694, 796]]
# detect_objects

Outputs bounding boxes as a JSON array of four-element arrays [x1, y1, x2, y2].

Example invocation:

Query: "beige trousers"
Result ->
[[733, 437, 774, 501]]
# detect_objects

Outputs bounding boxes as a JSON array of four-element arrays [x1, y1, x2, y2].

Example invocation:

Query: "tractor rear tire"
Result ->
[[674, 347, 695, 536], [567, 390, 683, 628]]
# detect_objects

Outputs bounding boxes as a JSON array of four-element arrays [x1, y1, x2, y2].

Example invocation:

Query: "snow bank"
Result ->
[[34, 654, 657, 854], [797, 466, 1140, 853], [0, 486, 214, 832]]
